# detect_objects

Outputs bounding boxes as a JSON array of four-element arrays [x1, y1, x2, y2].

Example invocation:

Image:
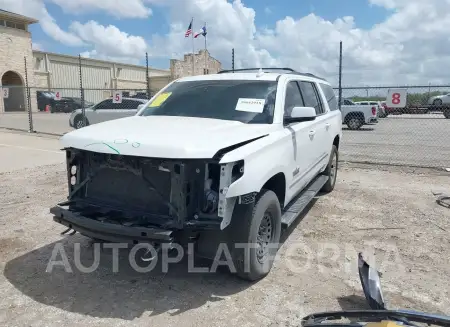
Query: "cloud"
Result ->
[[32, 42, 44, 50], [47, 0, 153, 18], [2, 0, 450, 85], [0, 0, 84, 46], [71, 21, 148, 64], [145, 0, 450, 85]]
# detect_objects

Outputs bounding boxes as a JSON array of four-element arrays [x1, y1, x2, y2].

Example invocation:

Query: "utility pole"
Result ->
[[338, 41, 343, 110], [232, 48, 235, 72]]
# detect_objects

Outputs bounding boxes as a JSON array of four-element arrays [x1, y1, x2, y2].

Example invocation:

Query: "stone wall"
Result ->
[[0, 26, 37, 112], [170, 50, 222, 79]]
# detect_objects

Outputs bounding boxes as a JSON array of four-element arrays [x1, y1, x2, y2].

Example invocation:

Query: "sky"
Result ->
[[1, 0, 450, 86]]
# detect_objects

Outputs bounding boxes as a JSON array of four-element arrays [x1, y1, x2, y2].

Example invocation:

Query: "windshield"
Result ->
[[139, 80, 277, 124]]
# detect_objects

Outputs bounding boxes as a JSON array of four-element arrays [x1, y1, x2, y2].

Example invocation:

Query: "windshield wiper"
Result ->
[[302, 310, 450, 327]]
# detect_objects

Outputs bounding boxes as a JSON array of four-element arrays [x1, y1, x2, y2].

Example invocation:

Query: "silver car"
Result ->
[[69, 97, 148, 129], [428, 93, 450, 106]]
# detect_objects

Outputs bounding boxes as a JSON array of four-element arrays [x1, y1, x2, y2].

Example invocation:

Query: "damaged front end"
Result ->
[[50, 148, 245, 245]]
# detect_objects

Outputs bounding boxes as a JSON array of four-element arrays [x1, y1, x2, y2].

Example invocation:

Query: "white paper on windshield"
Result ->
[[235, 98, 266, 113]]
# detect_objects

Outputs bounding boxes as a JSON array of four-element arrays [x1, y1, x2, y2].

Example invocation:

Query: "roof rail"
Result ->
[[217, 67, 326, 81], [217, 68, 295, 74], [288, 72, 326, 81]]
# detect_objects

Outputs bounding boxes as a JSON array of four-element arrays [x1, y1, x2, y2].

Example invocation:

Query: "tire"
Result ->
[[74, 115, 89, 129], [433, 99, 443, 106], [347, 117, 364, 130], [444, 109, 450, 119], [321, 145, 338, 193], [228, 189, 282, 281]]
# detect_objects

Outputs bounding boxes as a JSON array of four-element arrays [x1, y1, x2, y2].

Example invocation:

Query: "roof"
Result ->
[[32, 50, 170, 74], [0, 9, 38, 24], [176, 71, 329, 84], [178, 72, 281, 82]]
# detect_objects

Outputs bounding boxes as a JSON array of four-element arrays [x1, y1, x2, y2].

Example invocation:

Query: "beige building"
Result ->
[[0, 9, 223, 113], [0, 9, 38, 113], [170, 50, 222, 79]]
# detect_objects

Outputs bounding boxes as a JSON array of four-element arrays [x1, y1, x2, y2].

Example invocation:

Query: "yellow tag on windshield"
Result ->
[[149, 92, 172, 107]]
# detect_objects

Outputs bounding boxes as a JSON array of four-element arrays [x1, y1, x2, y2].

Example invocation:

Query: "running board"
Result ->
[[281, 175, 329, 227]]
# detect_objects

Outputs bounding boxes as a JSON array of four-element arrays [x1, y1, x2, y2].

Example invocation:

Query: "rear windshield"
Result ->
[[139, 80, 278, 124]]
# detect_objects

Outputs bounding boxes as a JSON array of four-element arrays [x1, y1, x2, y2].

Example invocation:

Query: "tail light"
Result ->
[[372, 107, 376, 115]]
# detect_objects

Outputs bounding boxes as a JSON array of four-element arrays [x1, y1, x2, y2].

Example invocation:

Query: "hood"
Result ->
[[61, 116, 274, 158]]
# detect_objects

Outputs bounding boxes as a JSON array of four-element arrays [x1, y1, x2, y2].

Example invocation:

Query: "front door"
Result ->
[[283, 81, 319, 202]]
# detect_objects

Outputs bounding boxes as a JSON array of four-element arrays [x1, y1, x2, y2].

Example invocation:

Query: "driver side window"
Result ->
[[284, 81, 305, 117]]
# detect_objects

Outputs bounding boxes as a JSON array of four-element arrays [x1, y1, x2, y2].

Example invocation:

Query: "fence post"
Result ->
[[146, 52, 150, 98], [338, 41, 343, 110], [24, 56, 34, 133], [78, 54, 86, 127], [232, 48, 235, 72]]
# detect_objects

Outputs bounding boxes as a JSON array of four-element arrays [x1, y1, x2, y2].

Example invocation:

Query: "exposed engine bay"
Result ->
[[62, 148, 244, 231]]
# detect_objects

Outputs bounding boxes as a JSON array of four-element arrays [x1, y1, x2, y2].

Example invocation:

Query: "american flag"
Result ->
[[185, 19, 193, 37]]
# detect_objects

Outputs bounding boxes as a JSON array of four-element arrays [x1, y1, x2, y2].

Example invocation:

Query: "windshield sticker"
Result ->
[[149, 92, 172, 107], [235, 98, 266, 113]]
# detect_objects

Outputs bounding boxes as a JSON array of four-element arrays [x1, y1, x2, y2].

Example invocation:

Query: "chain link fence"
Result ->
[[335, 85, 450, 168], [1, 56, 450, 168]]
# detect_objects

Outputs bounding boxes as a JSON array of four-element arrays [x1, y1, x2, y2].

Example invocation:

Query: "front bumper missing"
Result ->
[[50, 205, 174, 244]]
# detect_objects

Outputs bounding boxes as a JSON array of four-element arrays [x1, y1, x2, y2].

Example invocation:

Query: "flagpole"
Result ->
[[191, 17, 195, 76], [204, 22, 207, 74]]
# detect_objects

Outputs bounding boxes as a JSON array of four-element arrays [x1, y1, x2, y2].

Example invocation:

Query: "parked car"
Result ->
[[53, 97, 94, 113], [69, 97, 148, 129], [51, 68, 342, 281], [36, 91, 55, 111], [341, 99, 378, 130], [355, 100, 387, 118], [428, 93, 450, 106]]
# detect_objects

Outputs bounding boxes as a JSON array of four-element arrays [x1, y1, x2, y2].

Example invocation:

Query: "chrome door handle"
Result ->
[[325, 123, 330, 130]]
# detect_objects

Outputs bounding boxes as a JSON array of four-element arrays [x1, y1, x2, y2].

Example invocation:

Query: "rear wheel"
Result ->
[[347, 117, 364, 130], [229, 189, 282, 281], [444, 109, 450, 119], [321, 145, 338, 193]]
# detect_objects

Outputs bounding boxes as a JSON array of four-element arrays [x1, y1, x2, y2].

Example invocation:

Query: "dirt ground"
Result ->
[[0, 161, 449, 327]]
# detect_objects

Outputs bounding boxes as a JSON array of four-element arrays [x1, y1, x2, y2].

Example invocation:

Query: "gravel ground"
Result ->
[[1, 112, 450, 168], [0, 162, 449, 327]]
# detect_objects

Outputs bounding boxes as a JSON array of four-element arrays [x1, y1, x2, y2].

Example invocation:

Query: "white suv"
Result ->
[[50, 68, 342, 281]]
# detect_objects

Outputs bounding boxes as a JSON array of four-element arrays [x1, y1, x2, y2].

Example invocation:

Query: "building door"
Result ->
[[2, 71, 25, 112]]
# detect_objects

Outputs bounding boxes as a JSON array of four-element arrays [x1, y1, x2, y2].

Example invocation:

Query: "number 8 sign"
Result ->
[[386, 88, 407, 108]]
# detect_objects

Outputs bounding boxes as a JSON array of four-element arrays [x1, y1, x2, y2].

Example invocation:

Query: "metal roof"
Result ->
[[0, 9, 38, 24]]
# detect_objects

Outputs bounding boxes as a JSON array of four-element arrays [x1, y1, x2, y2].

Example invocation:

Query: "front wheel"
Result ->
[[433, 99, 443, 106], [74, 115, 89, 129], [229, 189, 282, 281]]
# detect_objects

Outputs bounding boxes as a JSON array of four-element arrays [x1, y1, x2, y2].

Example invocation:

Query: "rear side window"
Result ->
[[95, 99, 113, 110], [299, 82, 324, 115], [122, 99, 143, 109], [319, 83, 338, 111]]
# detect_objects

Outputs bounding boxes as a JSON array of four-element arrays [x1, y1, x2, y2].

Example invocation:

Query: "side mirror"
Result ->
[[284, 106, 316, 124], [358, 252, 386, 310]]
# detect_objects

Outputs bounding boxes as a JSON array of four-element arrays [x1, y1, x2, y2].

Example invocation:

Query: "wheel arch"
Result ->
[[260, 172, 286, 207]]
